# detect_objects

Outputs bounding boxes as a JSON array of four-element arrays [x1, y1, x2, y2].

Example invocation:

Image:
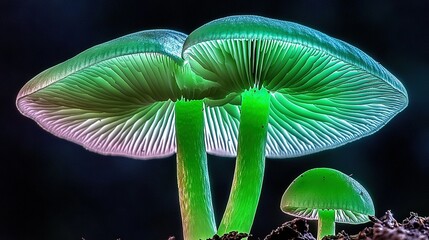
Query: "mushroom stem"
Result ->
[[218, 87, 270, 235], [175, 99, 216, 240], [317, 209, 336, 240]]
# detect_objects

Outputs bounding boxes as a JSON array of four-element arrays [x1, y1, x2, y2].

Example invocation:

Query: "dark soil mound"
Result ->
[[206, 218, 315, 240], [327, 210, 429, 240], [263, 218, 315, 240]]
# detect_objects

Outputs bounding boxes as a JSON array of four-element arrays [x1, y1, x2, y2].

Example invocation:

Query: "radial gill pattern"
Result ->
[[283, 207, 370, 224], [17, 30, 185, 159], [183, 15, 408, 158], [204, 104, 240, 157]]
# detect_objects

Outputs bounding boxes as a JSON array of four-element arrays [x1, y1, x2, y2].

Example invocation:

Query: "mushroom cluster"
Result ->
[[16, 15, 408, 240]]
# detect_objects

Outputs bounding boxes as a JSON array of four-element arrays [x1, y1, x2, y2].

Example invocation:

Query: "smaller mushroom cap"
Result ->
[[280, 168, 374, 224]]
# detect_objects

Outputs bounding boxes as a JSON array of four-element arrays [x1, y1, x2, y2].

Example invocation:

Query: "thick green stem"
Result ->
[[317, 209, 336, 240], [218, 87, 271, 235], [175, 100, 216, 240]]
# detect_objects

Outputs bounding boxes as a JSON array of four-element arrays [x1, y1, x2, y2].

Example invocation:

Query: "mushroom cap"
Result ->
[[182, 15, 408, 158], [280, 168, 375, 224], [17, 30, 186, 159]]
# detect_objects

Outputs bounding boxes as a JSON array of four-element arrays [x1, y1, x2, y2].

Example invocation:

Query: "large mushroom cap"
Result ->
[[182, 15, 408, 158], [280, 168, 375, 224], [17, 30, 186, 159]]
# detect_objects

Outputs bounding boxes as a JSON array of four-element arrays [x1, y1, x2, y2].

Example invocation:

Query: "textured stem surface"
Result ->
[[175, 100, 216, 240], [218, 87, 271, 235], [317, 209, 336, 240]]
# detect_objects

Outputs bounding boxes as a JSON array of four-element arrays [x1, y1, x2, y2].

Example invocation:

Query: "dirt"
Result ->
[[327, 211, 429, 240], [168, 211, 429, 240]]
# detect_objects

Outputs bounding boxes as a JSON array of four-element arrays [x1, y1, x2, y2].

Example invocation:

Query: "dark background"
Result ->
[[1, 0, 428, 239]]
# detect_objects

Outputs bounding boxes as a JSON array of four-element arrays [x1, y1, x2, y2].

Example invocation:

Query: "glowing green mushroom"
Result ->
[[281, 168, 375, 240], [16, 30, 216, 240], [182, 15, 408, 235]]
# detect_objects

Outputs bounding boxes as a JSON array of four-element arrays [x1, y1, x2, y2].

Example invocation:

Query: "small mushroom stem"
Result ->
[[175, 99, 216, 240], [218, 87, 270, 235], [317, 209, 336, 240]]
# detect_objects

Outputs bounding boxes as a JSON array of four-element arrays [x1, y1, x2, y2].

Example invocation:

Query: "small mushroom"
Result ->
[[182, 15, 407, 234], [16, 30, 216, 240], [280, 168, 375, 240]]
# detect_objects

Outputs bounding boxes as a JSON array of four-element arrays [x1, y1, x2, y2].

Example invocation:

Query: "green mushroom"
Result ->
[[280, 168, 375, 240], [16, 15, 410, 239], [16, 30, 216, 240], [182, 15, 407, 235]]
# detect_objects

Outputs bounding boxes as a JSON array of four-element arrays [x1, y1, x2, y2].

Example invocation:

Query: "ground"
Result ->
[[169, 211, 429, 240]]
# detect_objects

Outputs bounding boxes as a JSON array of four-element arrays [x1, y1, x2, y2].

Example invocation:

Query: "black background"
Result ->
[[1, 0, 428, 239]]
